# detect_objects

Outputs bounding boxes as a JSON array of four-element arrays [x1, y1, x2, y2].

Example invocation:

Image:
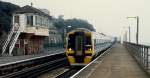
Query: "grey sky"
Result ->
[[2, 0, 150, 45]]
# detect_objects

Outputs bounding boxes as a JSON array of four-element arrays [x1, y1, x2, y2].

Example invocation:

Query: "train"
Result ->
[[65, 28, 115, 66]]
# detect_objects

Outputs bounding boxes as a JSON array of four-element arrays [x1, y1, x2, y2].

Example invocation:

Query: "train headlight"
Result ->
[[89, 48, 92, 51], [69, 48, 72, 51]]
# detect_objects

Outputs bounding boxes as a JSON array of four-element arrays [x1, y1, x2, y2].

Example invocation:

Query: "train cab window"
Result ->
[[68, 34, 75, 50], [85, 35, 92, 50], [85, 36, 91, 45]]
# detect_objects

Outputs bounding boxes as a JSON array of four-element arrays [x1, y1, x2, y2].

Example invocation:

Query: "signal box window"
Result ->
[[14, 15, 19, 24], [27, 16, 33, 26]]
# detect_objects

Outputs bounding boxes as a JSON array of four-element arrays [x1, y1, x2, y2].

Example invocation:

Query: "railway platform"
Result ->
[[0, 48, 64, 66], [72, 44, 149, 78]]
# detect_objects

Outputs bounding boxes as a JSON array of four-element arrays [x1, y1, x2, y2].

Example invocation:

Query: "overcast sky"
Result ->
[[2, 0, 150, 45]]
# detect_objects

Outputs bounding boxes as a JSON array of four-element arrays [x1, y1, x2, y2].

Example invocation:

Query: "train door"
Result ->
[[75, 32, 85, 63], [76, 36, 83, 55]]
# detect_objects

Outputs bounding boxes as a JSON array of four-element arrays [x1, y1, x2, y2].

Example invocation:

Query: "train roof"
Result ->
[[68, 28, 92, 33]]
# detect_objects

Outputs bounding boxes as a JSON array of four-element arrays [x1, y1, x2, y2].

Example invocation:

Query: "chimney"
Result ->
[[31, 2, 33, 7]]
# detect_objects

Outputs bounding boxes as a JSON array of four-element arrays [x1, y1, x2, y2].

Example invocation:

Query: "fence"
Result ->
[[44, 43, 64, 49], [124, 42, 150, 74]]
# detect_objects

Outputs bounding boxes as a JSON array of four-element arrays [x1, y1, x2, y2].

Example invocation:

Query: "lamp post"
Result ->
[[124, 26, 131, 42], [63, 26, 72, 47], [127, 16, 139, 44], [124, 30, 128, 42], [64, 26, 72, 36]]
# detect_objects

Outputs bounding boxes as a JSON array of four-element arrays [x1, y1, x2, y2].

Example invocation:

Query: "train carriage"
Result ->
[[66, 28, 114, 66]]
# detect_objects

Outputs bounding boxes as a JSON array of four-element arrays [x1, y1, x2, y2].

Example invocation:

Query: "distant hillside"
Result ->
[[0, 1, 20, 36], [54, 17, 95, 32]]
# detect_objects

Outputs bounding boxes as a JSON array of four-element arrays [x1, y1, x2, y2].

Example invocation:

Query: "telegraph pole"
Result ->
[[128, 26, 131, 42], [136, 16, 139, 44], [31, 2, 33, 7]]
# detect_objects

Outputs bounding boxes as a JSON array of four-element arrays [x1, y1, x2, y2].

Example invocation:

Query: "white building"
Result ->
[[2, 5, 63, 56], [11, 5, 52, 55], [13, 5, 52, 36]]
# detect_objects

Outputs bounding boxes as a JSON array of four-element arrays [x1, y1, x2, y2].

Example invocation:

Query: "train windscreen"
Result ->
[[76, 36, 83, 51], [68, 34, 75, 50], [85, 35, 92, 50], [76, 35, 83, 55]]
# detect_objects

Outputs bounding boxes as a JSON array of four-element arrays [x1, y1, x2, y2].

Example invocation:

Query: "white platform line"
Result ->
[[70, 44, 114, 78], [0, 52, 64, 67]]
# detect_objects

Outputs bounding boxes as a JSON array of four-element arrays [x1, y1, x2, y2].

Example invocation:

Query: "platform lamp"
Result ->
[[124, 26, 131, 42], [127, 16, 139, 44]]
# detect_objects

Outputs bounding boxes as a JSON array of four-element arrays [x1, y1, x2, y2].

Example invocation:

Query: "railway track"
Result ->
[[0, 53, 69, 78], [56, 67, 83, 78], [54, 44, 114, 78], [0, 43, 115, 78]]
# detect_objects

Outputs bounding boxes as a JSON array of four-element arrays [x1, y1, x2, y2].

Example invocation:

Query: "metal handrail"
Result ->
[[9, 24, 21, 55], [1, 23, 21, 56], [2, 25, 15, 55], [124, 42, 150, 73]]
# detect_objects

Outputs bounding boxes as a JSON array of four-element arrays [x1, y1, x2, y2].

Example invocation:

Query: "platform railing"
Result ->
[[124, 42, 150, 73]]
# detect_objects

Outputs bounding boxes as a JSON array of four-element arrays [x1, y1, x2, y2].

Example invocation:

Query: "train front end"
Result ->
[[66, 29, 94, 66]]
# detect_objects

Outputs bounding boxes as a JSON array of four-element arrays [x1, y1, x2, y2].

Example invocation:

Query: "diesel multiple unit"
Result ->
[[66, 28, 115, 66]]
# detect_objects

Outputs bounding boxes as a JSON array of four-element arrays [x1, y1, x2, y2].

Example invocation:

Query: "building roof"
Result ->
[[14, 5, 52, 19]]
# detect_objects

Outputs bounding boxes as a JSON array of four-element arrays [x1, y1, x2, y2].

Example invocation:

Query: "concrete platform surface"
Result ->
[[89, 44, 149, 78], [0, 48, 64, 66], [74, 44, 149, 78]]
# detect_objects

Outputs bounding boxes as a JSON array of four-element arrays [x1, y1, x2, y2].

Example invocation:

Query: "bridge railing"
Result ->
[[124, 42, 150, 73]]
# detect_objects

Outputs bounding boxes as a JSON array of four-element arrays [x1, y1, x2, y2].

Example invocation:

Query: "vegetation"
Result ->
[[54, 16, 95, 32], [65, 18, 95, 31], [0, 1, 95, 45], [53, 16, 95, 44], [0, 1, 95, 35], [0, 1, 20, 33]]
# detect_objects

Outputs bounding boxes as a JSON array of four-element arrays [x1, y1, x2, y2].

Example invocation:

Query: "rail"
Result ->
[[0, 52, 67, 77], [70, 42, 114, 78], [124, 42, 150, 74], [56, 67, 82, 78]]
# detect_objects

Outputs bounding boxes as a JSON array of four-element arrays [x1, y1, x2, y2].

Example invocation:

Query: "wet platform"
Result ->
[[73, 44, 149, 78], [0, 48, 64, 66]]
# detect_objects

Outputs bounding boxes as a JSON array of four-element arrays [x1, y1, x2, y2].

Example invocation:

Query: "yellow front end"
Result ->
[[66, 49, 75, 64], [84, 50, 93, 64], [66, 29, 94, 66], [84, 56, 92, 64], [68, 56, 75, 64], [66, 50, 93, 65]]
